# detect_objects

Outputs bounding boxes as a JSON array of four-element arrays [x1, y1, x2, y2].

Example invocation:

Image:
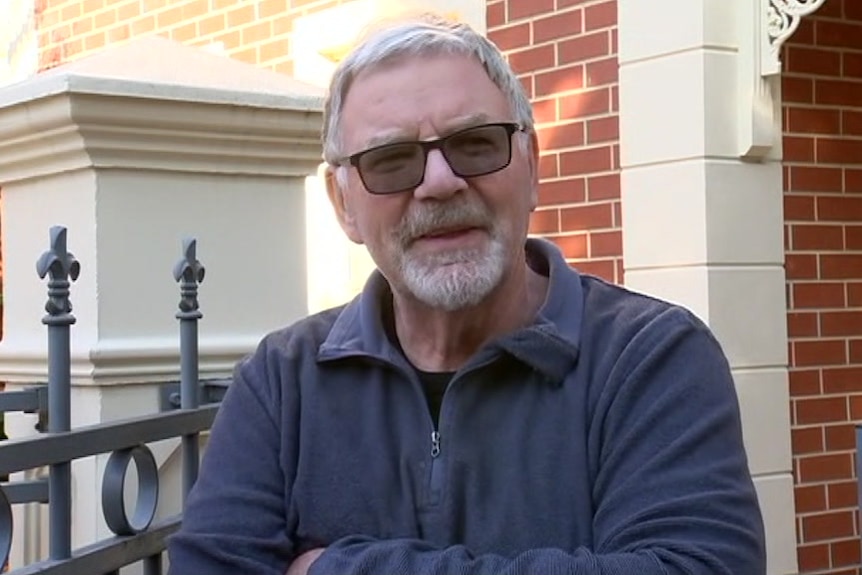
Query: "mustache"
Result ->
[[394, 199, 493, 245]]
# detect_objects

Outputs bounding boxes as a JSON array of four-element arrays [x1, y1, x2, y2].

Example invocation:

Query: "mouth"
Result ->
[[419, 225, 479, 240], [408, 225, 487, 252]]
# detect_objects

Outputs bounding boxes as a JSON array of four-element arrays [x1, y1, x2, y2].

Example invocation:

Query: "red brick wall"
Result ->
[[35, 0, 350, 75], [488, 0, 621, 283], [784, 0, 862, 572]]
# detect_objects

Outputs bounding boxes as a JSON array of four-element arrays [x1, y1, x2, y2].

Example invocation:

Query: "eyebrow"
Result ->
[[363, 130, 412, 150], [361, 112, 495, 150], [443, 113, 493, 134]]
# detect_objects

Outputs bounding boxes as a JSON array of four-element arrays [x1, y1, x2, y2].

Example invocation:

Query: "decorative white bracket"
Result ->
[[763, 0, 828, 77], [737, 0, 827, 159]]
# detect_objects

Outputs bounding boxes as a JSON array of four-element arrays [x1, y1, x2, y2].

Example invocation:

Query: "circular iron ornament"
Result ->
[[0, 485, 12, 569], [102, 445, 159, 536]]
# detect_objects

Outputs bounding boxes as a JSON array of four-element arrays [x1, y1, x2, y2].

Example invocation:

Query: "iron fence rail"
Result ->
[[8, 517, 181, 575], [2, 480, 48, 505], [0, 389, 43, 414], [0, 406, 218, 476]]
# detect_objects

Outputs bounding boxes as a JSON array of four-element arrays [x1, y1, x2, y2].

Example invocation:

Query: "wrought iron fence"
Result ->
[[0, 226, 225, 575]]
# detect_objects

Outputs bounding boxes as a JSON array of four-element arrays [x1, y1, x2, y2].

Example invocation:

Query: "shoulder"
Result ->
[[222, 305, 350, 423], [243, 305, 348, 373], [580, 274, 710, 345], [261, 306, 347, 356], [576, 277, 740, 434], [576, 274, 727, 385], [527, 238, 713, 367]]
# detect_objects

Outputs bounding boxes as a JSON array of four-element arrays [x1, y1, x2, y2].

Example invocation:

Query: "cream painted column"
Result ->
[[618, 1, 796, 574], [293, 0, 485, 313], [0, 37, 323, 566]]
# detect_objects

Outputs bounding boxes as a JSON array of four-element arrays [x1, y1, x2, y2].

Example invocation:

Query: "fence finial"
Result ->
[[36, 226, 80, 319], [172, 238, 205, 316]]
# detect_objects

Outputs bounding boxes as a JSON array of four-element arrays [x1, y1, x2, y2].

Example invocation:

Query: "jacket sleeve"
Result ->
[[308, 310, 767, 575], [167, 340, 295, 575]]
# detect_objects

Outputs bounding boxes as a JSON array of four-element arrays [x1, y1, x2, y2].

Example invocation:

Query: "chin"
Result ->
[[404, 260, 505, 311]]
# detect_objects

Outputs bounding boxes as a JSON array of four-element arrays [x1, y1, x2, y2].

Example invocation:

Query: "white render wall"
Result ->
[[617, 1, 797, 573]]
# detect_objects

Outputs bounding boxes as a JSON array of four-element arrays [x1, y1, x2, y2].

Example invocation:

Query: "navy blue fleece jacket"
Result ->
[[167, 238, 766, 575]]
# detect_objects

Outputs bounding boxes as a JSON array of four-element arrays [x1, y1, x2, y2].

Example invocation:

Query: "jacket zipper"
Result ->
[[428, 430, 443, 506], [415, 358, 499, 509], [431, 430, 441, 457]]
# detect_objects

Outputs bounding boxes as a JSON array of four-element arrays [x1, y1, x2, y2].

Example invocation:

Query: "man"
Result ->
[[168, 14, 766, 575]]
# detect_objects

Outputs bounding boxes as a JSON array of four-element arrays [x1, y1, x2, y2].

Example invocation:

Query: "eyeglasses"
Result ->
[[338, 122, 525, 195]]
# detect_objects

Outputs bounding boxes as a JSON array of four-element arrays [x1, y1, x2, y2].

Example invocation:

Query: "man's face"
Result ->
[[327, 53, 539, 311]]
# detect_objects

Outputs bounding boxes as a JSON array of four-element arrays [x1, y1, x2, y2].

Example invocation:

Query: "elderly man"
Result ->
[[168, 14, 766, 575]]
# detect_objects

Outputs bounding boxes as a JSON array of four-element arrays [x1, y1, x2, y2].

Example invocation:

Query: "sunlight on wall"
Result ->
[[304, 168, 376, 313], [0, 0, 37, 87], [297, 0, 485, 314]]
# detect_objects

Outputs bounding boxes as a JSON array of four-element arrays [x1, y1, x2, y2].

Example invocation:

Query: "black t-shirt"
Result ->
[[414, 368, 453, 426], [382, 297, 453, 427]]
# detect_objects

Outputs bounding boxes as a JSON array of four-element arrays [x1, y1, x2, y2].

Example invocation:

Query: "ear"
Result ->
[[527, 130, 540, 211], [325, 166, 364, 245]]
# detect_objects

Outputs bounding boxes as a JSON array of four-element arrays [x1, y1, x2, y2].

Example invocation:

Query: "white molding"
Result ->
[[764, 0, 828, 77], [0, 85, 323, 184], [0, 336, 259, 384]]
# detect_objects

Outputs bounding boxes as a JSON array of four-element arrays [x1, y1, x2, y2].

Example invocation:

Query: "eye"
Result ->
[[447, 129, 501, 156], [361, 145, 419, 173]]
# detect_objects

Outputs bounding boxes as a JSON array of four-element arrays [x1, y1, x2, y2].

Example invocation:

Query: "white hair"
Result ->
[[322, 13, 534, 165]]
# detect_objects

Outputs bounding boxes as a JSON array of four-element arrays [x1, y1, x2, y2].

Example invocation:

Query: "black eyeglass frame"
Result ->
[[336, 122, 526, 195]]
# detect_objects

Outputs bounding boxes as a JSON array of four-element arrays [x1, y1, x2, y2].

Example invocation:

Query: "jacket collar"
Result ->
[[317, 238, 583, 383]]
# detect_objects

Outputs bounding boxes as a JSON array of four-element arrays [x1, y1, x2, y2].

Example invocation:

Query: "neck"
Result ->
[[392, 257, 548, 372]]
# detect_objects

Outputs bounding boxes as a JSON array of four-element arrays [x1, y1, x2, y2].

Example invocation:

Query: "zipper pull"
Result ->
[[431, 431, 441, 458]]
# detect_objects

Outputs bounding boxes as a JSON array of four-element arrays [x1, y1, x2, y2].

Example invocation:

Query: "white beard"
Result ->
[[390, 196, 509, 311], [400, 238, 507, 311]]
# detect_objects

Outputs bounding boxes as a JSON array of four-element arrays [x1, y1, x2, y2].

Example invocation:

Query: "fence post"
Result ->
[[35, 226, 80, 560], [173, 238, 205, 502]]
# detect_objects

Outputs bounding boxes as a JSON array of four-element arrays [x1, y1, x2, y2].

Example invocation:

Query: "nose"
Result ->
[[412, 149, 467, 200]]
